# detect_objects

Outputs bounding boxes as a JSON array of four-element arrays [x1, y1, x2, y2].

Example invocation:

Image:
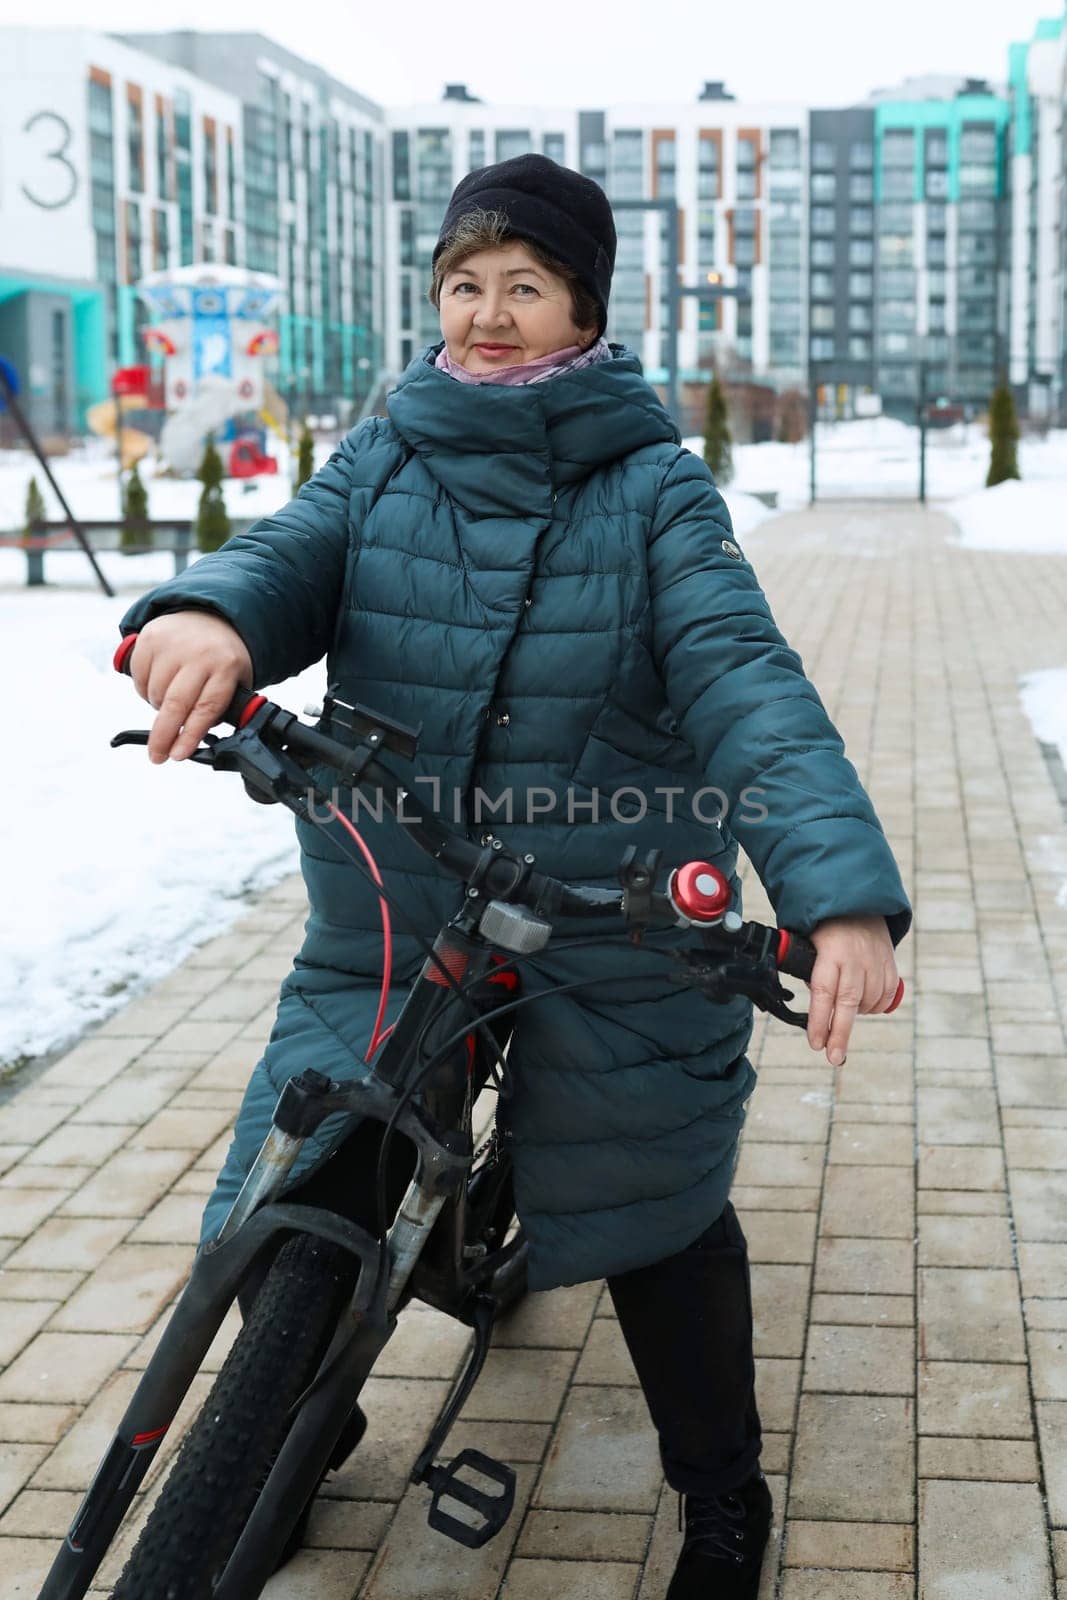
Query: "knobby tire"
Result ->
[[110, 1232, 356, 1600]]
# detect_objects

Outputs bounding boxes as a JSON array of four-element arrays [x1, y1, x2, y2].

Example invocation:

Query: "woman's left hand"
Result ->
[[806, 914, 900, 1065]]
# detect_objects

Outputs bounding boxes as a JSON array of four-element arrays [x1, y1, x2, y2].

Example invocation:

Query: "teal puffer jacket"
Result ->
[[121, 344, 910, 1290]]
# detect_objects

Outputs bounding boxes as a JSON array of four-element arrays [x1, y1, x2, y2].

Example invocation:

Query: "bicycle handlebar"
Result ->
[[112, 632, 904, 1017]]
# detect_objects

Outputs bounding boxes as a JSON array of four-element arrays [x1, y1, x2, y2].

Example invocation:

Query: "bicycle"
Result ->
[[38, 636, 903, 1599]]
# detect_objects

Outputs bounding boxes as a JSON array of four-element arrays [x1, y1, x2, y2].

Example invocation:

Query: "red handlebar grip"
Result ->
[[886, 977, 905, 1014], [113, 633, 138, 675]]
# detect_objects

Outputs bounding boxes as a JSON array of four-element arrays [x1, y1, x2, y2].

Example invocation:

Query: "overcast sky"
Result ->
[[9, 0, 1059, 108]]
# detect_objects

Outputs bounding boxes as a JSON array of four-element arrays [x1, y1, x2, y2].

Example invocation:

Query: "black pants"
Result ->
[[606, 1201, 763, 1498]]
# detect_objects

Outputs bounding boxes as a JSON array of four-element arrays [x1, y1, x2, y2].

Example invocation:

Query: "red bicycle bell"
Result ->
[[668, 861, 731, 926]]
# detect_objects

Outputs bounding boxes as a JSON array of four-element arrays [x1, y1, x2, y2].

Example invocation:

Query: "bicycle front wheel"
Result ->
[[111, 1231, 356, 1600]]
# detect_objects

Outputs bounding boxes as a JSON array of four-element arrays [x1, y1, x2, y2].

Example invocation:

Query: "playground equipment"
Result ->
[[136, 265, 282, 475]]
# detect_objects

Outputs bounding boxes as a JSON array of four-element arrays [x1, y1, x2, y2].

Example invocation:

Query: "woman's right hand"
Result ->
[[125, 612, 254, 764]]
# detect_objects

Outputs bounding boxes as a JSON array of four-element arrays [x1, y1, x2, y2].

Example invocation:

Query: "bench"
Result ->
[[0, 519, 255, 586]]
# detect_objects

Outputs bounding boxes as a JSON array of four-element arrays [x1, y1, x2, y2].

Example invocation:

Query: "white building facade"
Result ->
[[383, 85, 809, 410]]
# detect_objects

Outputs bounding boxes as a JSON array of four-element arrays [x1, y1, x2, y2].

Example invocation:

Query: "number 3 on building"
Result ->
[[21, 110, 79, 211]]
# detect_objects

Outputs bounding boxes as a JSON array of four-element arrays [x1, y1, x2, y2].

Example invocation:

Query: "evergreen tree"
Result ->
[[121, 461, 151, 551], [295, 422, 314, 491], [196, 438, 231, 553], [702, 373, 734, 484], [986, 379, 1021, 487], [24, 476, 47, 539]]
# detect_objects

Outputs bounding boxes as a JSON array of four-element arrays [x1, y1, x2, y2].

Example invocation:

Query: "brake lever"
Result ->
[[668, 949, 809, 1029]]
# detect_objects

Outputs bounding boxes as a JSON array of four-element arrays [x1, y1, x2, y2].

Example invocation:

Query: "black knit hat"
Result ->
[[433, 154, 617, 335]]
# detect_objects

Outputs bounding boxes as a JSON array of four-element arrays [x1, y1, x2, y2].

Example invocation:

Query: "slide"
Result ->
[[158, 374, 246, 475], [86, 396, 153, 470]]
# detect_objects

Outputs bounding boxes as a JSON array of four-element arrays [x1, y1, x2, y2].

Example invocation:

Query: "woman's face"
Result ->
[[439, 241, 596, 373]]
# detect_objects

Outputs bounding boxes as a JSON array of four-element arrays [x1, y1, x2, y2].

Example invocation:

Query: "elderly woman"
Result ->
[[120, 155, 910, 1598]]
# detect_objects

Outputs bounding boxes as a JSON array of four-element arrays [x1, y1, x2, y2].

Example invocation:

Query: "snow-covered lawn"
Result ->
[[684, 418, 1067, 514], [0, 572, 324, 1075], [949, 479, 1067, 555], [1020, 668, 1067, 908]]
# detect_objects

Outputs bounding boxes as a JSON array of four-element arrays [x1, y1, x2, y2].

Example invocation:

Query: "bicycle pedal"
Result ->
[[423, 1448, 516, 1548]]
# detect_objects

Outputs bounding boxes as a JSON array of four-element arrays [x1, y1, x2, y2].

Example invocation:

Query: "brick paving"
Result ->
[[2, 500, 1067, 1597]]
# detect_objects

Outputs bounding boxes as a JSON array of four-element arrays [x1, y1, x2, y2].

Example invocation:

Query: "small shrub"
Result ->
[[702, 373, 734, 484], [121, 462, 152, 551], [986, 379, 1021, 487], [295, 423, 314, 492], [24, 476, 47, 540]]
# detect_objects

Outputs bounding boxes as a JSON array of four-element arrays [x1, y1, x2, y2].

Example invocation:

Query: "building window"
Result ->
[[543, 132, 565, 163], [468, 129, 485, 171], [882, 167, 914, 200], [926, 133, 949, 167], [811, 141, 835, 171], [417, 128, 452, 204], [880, 233, 913, 267], [849, 303, 872, 331], [849, 336, 872, 359], [769, 128, 801, 168], [698, 135, 721, 200], [611, 129, 643, 198], [881, 130, 914, 168], [959, 164, 997, 195], [225, 128, 236, 220], [849, 172, 873, 202], [959, 199, 996, 230], [811, 239, 835, 266], [655, 133, 676, 199], [848, 272, 872, 298], [496, 129, 532, 162], [926, 203, 947, 234], [203, 118, 218, 214], [927, 270, 947, 298], [810, 304, 834, 330], [849, 207, 873, 234], [927, 236, 947, 266], [811, 206, 835, 235], [810, 336, 835, 360], [125, 199, 142, 281], [152, 207, 169, 269], [849, 142, 873, 170], [960, 127, 997, 162], [925, 168, 949, 200], [392, 130, 410, 200], [399, 208, 415, 266], [126, 86, 144, 193], [848, 238, 873, 266], [811, 172, 836, 201], [811, 271, 834, 299], [879, 203, 912, 233]]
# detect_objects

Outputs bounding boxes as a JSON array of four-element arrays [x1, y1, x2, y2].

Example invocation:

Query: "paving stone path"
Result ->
[[2, 501, 1067, 1597]]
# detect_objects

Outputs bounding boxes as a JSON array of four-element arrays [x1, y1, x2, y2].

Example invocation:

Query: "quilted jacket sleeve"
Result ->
[[647, 449, 911, 945], [120, 424, 371, 687]]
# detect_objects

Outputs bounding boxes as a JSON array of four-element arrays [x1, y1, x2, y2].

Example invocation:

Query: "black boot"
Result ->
[[665, 1468, 772, 1599]]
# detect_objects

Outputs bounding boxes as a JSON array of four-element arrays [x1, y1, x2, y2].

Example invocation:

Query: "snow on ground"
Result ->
[[683, 419, 1067, 515], [949, 479, 1067, 555], [1020, 667, 1067, 907], [1022, 667, 1067, 769], [0, 575, 326, 1073]]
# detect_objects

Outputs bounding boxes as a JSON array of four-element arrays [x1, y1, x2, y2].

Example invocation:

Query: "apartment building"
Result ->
[[1008, 15, 1067, 420], [124, 32, 386, 417], [0, 28, 243, 431], [385, 83, 809, 412], [2, 21, 1066, 436]]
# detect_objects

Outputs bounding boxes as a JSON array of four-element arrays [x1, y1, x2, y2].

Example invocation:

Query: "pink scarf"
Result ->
[[434, 336, 612, 386]]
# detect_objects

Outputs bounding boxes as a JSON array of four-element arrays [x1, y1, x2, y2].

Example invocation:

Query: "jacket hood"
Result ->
[[386, 341, 680, 517]]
